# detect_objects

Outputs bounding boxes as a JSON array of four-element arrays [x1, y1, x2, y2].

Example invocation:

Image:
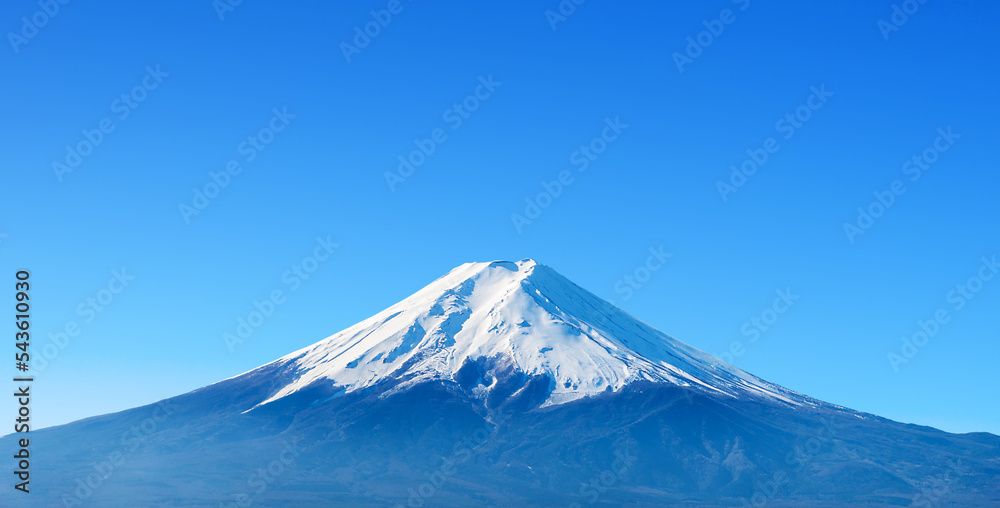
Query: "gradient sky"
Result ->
[[1, 1, 998, 435]]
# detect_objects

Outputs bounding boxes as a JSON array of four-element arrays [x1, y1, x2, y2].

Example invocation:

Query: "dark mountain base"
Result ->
[[4, 371, 998, 507]]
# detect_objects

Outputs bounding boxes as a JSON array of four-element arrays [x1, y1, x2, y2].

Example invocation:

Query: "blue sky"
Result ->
[[1, 1, 997, 434]]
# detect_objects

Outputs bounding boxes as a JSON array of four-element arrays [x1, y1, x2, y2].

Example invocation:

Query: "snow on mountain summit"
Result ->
[[248, 259, 808, 410]]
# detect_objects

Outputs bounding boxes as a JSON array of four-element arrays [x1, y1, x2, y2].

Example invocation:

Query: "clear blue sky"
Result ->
[[2, 1, 997, 434]]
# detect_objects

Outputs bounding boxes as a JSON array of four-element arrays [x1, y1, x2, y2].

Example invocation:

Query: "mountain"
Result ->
[[3, 259, 998, 507], [249, 259, 806, 410]]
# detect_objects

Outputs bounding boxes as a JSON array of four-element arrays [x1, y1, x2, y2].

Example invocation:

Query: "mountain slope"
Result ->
[[246, 259, 807, 410], [2, 259, 997, 507]]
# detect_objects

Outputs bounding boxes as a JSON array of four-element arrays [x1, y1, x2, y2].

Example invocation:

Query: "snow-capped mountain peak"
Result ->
[[249, 259, 807, 410]]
